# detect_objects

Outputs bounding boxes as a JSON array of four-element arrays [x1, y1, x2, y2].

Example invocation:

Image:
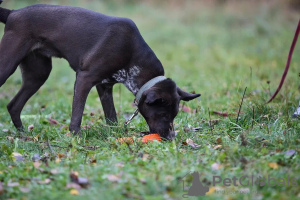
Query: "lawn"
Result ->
[[0, 0, 299, 199]]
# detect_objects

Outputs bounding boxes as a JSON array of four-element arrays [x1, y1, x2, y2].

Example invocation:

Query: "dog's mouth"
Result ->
[[149, 129, 176, 140]]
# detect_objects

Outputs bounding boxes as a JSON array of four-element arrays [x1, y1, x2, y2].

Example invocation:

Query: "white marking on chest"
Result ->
[[112, 66, 140, 94]]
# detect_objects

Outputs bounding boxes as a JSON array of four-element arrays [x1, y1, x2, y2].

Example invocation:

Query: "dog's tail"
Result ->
[[0, 1, 11, 24]]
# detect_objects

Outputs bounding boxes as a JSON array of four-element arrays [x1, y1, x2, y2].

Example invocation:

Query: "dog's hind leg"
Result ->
[[0, 32, 33, 87], [96, 84, 118, 124], [7, 53, 52, 131]]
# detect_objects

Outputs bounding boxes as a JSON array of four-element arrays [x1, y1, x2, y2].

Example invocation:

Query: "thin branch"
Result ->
[[236, 87, 247, 123]]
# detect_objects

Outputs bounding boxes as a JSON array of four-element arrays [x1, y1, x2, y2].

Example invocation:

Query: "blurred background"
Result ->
[[0, 0, 299, 123]]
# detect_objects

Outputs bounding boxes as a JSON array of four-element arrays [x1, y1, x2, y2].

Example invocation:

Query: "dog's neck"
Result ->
[[110, 64, 164, 96]]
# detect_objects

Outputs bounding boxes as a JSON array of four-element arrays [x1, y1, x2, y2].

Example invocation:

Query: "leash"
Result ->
[[267, 19, 300, 103], [123, 76, 167, 127]]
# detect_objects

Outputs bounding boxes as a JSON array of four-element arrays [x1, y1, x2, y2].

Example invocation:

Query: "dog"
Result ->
[[0, 3, 200, 140]]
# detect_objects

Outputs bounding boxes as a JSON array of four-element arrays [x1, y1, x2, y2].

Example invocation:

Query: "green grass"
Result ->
[[0, 0, 300, 199]]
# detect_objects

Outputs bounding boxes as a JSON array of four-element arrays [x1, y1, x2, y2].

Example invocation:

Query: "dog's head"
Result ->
[[137, 78, 200, 140]]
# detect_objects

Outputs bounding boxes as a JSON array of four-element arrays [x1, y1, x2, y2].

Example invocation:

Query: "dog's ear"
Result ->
[[144, 90, 162, 105], [177, 87, 200, 101]]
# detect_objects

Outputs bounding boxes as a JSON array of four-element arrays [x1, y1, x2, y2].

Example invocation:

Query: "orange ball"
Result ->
[[141, 133, 162, 143]]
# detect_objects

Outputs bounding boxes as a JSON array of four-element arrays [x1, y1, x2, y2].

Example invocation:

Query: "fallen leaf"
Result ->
[[70, 171, 79, 182], [50, 168, 60, 175], [181, 105, 191, 113], [32, 154, 41, 162], [115, 162, 124, 168], [33, 161, 41, 169], [6, 136, 14, 143], [38, 178, 51, 184], [57, 154, 65, 158], [213, 111, 229, 117], [65, 132, 71, 137], [116, 137, 136, 144], [66, 182, 81, 190], [12, 152, 24, 162], [77, 177, 89, 188], [70, 189, 79, 195], [7, 182, 20, 187], [285, 149, 296, 156], [139, 178, 146, 184], [70, 171, 90, 188], [28, 124, 34, 131], [48, 118, 59, 125], [268, 162, 278, 169], [19, 187, 31, 193], [107, 174, 121, 182], [211, 163, 222, 170], [82, 125, 90, 130], [33, 134, 39, 142], [213, 145, 222, 150], [186, 139, 201, 148]]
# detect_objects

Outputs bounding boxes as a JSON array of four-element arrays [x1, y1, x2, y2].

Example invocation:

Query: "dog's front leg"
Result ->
[[96, 84, 117, 124], [69, 72, 94, 135]]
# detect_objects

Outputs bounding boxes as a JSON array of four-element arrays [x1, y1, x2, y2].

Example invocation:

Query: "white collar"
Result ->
[[135, 76, 167, 104]]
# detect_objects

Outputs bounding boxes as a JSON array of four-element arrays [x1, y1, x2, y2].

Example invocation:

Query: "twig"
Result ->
[[47, 138, 56, 156], [208, 108, 213, 133], [236, 87, 247, 123], [252, 107, 255, 129]]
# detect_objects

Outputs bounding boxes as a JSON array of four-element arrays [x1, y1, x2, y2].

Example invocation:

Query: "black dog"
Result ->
[[0, 3, 200, 139]]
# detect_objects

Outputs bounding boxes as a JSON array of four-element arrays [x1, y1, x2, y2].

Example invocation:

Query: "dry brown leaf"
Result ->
[[33, 134, 39, 142], [28, 124, 34, 131], [268, 162, 278, 169], [6, 136, 14, 143], [107, 174, 121, 182], [38, 178, 51, 184], [211, 163, 222, 170], [48, 118, 59, 125], [65, 132, 71, 137], [70, 189, 79, 195], [213, 111, 229, 117], [186, 139, 201, 148], [33, 161, 41, 169], [57, 153, 65, 158], [7, 182, 20, 187], [19, 187, 31, 193], [66, 182, 81, 190], [70, 171, 90, 188], [213, 145, 222, 150], [50, 168, 60, 175], [12, 152, 24, 162], [181, 105, 191, 113], [115, 162, 124, 168]]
